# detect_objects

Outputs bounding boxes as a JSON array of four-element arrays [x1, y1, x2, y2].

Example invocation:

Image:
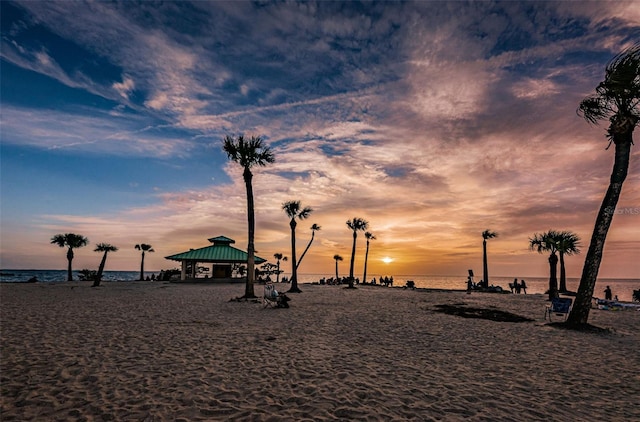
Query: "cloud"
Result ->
[[1, 106, 193, 158], [113, 76, 135, 100]]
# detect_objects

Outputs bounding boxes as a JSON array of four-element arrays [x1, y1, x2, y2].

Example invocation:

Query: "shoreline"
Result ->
[[2, 281, 639, 421]]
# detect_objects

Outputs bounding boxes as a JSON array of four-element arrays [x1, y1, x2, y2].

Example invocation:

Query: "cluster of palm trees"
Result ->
[[331, 226, 375, 288], [50, 233, 154, 286], [529, 230, 580, 301], [218, 45, 640, 327]]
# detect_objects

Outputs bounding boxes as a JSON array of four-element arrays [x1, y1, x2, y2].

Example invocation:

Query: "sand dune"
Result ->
[[1, 281, 639, 421]]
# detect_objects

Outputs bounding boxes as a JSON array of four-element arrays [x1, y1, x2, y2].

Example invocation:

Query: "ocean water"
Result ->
[[297, 273, 640, 302], [0, 270, 155, 283], [2, 269, 638, 302]]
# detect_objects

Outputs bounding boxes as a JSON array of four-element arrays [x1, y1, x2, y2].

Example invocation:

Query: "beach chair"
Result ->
[[263, 282, 291, 309], [544, 297, 572, 321], [263, 282, 280, 308]]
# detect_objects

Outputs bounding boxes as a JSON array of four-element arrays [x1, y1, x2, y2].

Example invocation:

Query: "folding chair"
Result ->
[[263, 282, 279, 308], [544, 297, 572, 321]]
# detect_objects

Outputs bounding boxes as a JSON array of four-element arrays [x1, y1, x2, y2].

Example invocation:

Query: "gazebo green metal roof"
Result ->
[[165, 236, 266, 264]]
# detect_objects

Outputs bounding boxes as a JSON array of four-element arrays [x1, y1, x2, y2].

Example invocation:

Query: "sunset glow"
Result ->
[[1, 1, 638, 279]]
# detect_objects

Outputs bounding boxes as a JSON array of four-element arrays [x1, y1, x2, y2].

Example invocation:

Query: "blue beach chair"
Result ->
[[544, 297, 572, 321]]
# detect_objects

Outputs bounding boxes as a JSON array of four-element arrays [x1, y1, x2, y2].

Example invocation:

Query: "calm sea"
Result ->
[[2, 270, 638, 302], [297, 273, 640, 302], [0, 270, 154, 283]]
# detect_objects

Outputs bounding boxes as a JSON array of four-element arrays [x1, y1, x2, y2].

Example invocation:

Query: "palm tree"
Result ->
[[283, 200, 312, 293], [333, 254, 343, 281], [296, 223, 321, 270], [135, 244, 154, 280], [569, 43, 640, 326], [273, 253, 287, 283], [50, 233, 89, 281], [481, 230, 497, 288], [223, 135, 275, 298], [529, 230, 562, 301], [362, 232, 376, 285], [556, 231, 581, 293], [346, 217, 369, 288], [93, 243, 118, 287]]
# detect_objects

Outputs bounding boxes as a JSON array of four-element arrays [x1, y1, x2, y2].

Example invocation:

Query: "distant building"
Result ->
[[165, 236, 266, 281]]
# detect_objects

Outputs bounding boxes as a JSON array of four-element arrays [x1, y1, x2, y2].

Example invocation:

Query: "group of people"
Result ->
[[369, 276, 394, 287], [319, 276, 357, 285], [318, 276, 395, 287], [509, 278, 528, 294]]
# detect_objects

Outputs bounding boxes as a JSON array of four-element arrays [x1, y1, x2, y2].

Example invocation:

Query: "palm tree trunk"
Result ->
[[139, 251, 145, 281], [335, 260, 339, 281], [94, 251, 108, 287], [482, 239, 488, 288], [363, 241, 370, 285], [548, 253, 559, 301], [296, 233, 314, 270], [348, 232, 357, 288], [289, 220, 301, 293], [558, 252, 567, 293], [67, 248, 74, 281], [244, 168, 256, 298], [567, 138, 631, 326], [276, 261, 281, 283]]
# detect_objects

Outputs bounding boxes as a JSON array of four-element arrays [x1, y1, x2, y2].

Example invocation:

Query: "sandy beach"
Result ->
[[1, 281, 639, 421]]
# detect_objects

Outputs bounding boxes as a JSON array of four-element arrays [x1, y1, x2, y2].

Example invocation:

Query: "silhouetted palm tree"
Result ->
[[346, 217, 369, 288], [223, 135, 275, 298], [529, 230, 562, 301], [135, 244, 154, 280], [273, 253, 287, 283], [93, 243, 118, 287], [296, 223, 321, 270], [363, 232, 376, 285], [569, 43, 640, 326], [283, 200, 312, 293], [482, 230, 497, 288], [556, 231, 581, 293], [50, 233, 89, 281], [333, 254, 343, 281]]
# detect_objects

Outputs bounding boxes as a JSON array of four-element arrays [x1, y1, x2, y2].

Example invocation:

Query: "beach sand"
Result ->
[[1, 281, 639, 421]]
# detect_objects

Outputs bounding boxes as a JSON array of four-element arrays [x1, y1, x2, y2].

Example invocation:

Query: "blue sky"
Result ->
[[1, 1, 639, 278]]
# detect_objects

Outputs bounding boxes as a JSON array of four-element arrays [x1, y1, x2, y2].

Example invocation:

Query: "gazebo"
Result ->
[[165, 236, 266, 282]]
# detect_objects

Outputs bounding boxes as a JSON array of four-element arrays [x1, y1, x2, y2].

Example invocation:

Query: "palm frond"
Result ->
[[577, 42, 640, 126]]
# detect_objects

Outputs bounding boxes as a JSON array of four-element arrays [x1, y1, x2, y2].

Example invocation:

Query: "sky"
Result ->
[[1, 1, 639, 280]]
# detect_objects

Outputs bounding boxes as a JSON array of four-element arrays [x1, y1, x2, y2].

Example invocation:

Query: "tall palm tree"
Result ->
[[529, 230, 562, 301], [273, 253, 287, 283], [556, 231, 581, 293], [283, 200, 312, 293], [362, 232, 376, 285], [296, 223, 321, 270], [333, 254, 343, 281], [481, 230, 497, 288], [50, 233, 89, 281], [223, 135, 275, 298], [135, 244, 154, 280], [93, 243, 118, 287], [346, 217, 369, 288], [569, 43, 640, 326]]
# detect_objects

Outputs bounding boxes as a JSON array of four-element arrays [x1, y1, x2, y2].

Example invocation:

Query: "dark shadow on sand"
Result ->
[[433, 303, 533, 323]]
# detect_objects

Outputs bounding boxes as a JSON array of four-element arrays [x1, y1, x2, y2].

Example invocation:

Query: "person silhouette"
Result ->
[[604, 286, 612, 301]]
